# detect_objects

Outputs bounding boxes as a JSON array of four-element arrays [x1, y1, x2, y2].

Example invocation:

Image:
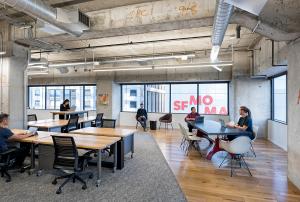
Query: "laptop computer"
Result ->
[[195, 116, 204, 123], [70, 106, 76, 111], [27, 127, 38, 136], [219, 119, 226, 128]]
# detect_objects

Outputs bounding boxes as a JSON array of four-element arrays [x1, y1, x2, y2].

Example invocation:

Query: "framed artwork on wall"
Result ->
[[99, 93, 109, 105]]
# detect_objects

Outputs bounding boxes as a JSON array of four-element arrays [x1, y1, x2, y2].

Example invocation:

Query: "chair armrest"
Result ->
[[0, 148, 17, 156]]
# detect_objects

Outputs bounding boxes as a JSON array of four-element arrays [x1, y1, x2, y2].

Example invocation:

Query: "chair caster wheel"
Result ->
[[82, 184, 87, 190], [52, 180, 57, 185], [6, 178, 11, 182], [20, 168, 25, 173], [56, 189, 62, 194], [89, 174, 93, 179]]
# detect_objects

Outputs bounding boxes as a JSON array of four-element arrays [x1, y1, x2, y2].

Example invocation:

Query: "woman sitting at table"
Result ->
[[59, 99, 70, 120], [227, 106, 254, 141]]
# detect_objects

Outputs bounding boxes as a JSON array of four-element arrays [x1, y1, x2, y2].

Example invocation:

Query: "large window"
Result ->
[[29, 87, 46, 109], [272, 74, 287, 123], [121, 82, 229, 115], [122, 85, 144, 112], [171, 84, 197, 113], [146, 84, 170, 113], [28, 85, 96, 110]]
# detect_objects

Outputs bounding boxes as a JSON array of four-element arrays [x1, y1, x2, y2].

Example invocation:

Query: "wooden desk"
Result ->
[[35, 133, 120, 187], [71, 127, 136, 169], [11, 129, 54, 172], [27, 116, 96, 132], [50, 110, 89, 119]]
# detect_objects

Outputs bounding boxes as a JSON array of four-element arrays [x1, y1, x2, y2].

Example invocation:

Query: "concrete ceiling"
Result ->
[[0, 0, 299, 78]]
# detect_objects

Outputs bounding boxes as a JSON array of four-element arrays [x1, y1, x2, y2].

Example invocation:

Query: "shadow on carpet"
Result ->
[[0, 133, 187, 202]]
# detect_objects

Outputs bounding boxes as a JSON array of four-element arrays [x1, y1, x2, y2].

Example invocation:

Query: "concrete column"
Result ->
[[287, 39, 300, 189], [96, 80, 121, 124], [0, 21, 28, 128]]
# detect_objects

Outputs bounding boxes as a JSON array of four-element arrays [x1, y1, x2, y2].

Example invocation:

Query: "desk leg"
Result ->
[[96, 149, 101, 187], [131, 134, 134, 158], [113, 143, 117, 173], [52, 114, 55, 119], [206, 137, 222, 160], [117, 140, 124, 170]]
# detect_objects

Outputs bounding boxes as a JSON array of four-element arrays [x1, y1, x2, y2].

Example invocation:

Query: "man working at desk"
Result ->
[[185, 107, 200, 132], [136, 103, 147, 131], [59, 99, 70, 119], [0, 113, 32, 168]]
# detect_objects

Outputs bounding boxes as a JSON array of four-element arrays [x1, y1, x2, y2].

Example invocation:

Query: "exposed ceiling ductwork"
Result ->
[[210, 0, 234, 61], [230, 12, 300, 42], [0, 0, 90, 36]]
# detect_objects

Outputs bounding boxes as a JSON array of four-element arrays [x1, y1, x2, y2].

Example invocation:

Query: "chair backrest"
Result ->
[[27, 114, 37, 122], [252, 125, 259, 141], [52, 135, 78, 169], [178, 123, 189, 139], [159, 113, 172, 122], [225, 136, 252, 155], [102, 119, 116, 128], [67, 115, 79, 132], [95, 113, 104, 123]]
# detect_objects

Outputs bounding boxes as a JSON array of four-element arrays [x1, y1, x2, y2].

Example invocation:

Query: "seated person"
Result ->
[[0, 113, 32, 168], [136, 103, 147, 131], [59, 99, 70, 120], [185, 107, 200, 132], [227, 106, 254, 141]]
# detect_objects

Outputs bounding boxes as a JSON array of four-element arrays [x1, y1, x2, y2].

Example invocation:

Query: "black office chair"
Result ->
[[62, 116, 79, 133], [101, 119, 116, 128], [91, 113, 104, 127], [27, 114, 37, 122], [51, 135, 93, 194], [0, 148, 17, 182]]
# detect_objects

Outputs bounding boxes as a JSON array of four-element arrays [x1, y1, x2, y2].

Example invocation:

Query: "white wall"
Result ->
[[268, 120, 287, 151], [119, 111, 230, 128]]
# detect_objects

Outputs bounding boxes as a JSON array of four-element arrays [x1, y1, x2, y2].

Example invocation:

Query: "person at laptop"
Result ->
[[0, 113, 32, 168], [227, 106, 254, 141], [136, 103, 147, 131], [59, 99, 70, 120], [185, 107, 200, 132]]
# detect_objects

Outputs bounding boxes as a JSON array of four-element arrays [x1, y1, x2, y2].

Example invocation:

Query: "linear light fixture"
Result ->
[[28, 62, 48, 66], [155, 62, 232, 70], [93, 67, 153, 72], [27, 71, 49, 76], [211, 65, 223, 71], [49, 61, 99, 68], [101, 54, 196, 64], [0, 51, 6, 55], [210, 46, 220, 61], [27, 65, 48, 69]]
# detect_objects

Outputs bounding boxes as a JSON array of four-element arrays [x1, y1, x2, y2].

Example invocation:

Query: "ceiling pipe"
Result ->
[[210, 0, 234, 61], [230, 12, 300, 41], [0, 0, 82, 36]]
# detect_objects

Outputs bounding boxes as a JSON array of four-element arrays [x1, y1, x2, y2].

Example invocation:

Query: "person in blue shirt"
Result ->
[[227, 106, 254, 141], [0, 113, 32, 168]]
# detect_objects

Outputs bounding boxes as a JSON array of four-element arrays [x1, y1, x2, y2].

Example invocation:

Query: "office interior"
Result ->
[[0, 0, 300, 201]]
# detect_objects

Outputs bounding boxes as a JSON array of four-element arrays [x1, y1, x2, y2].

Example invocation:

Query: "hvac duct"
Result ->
[[0, 0, 89, 36], [210, 0, 234, 61]]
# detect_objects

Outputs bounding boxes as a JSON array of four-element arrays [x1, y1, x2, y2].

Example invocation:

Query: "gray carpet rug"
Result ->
[[0, 133, 187, 202]]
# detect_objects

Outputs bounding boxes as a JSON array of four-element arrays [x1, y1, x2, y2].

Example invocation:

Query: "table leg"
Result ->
[[117, 140, 124, 169], [30, 144, 35, 170], [113, 143, 117, 173], [131, 134, 134, 158], [206, 136, 222, 160], [96, 149, 101, 187], [87, 111, 89, 117], [52, 114, 55, 119]]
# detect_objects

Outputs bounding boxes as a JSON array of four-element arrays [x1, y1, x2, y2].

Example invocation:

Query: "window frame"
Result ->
[[27, 84, 97, 111], [270, 72, 288, 124], [120, 81, 230, 115]]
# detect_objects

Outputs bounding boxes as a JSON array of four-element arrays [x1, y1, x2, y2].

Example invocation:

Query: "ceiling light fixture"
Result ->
[[0, 51, 6, 55], [101, 54, 195, 64], [210, 46, 220, 61], [211, 65, 222, 72], [28, 62, 48, 66], [93, 67, 153, 72], [27, 65, 48, 69], [27, 71, 49, 76], [155, 62, 232, 71], [49, 61, 99, 68]]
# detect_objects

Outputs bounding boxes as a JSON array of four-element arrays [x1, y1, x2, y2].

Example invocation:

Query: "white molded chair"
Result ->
[[219, 136, 252, 177], [178, 123, 202, 156], [250, 125, 259, 157]]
